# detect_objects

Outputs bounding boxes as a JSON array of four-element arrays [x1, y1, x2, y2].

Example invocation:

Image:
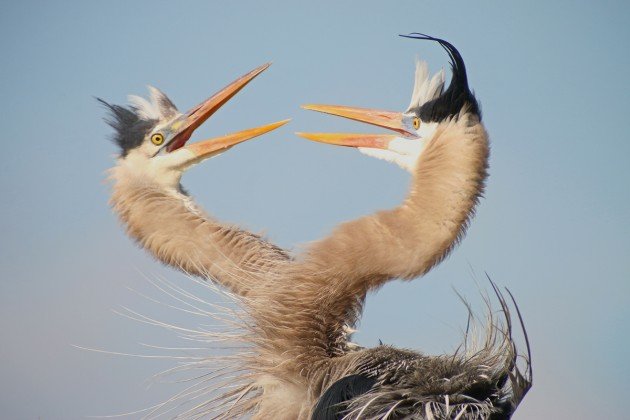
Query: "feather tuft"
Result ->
[[401, 33, 481, 122]]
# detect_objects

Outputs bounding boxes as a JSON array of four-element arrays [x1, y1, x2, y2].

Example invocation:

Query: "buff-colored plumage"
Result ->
[[110, 165, 291, 297], [105, 37, 530, 419], [110, 111, 490, 418]]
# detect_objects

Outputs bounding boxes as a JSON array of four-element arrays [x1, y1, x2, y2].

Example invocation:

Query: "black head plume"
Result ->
[[401, 33, 481, 122], [97, 98, 158, 157]]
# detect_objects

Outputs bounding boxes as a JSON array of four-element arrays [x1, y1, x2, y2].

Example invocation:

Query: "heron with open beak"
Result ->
[[292, 34, 530, 420], [103, 63, 291, 294], [102, 37, 530, 419], [298, 34, 480, 174]]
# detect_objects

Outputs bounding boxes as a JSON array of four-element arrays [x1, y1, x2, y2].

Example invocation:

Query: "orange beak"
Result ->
[[296, 104, 417, 149], [164, 63, 289, 161], [183, 119, 290, 159]]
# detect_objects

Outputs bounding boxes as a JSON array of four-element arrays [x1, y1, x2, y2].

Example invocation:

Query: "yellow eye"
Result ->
[[151, 133, 164, 146], [413, 117, 420, 130]]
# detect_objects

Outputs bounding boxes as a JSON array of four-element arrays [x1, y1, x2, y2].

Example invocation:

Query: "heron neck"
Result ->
[[260, 113, 490, 370], [108, 161, 289, 295], [311, 112, 488, 282]]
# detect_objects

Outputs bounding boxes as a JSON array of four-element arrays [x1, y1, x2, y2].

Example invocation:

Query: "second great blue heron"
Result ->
[[103, 34, 531, 419]]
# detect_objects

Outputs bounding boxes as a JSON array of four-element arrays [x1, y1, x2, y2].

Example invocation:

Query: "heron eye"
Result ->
[[413, 117, 420, 130], [151, 133, 164, 146]]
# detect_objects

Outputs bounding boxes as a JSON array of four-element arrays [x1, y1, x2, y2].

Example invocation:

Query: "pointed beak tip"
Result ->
[[251, 62, 272, 77], [267, 118, 291, 131], [294, 132, 317, 142], [178, 62, 277, 135]]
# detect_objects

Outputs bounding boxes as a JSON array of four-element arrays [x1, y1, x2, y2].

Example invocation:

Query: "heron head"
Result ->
[[297, 35, 480, 173], [100, 63, 289, 181]]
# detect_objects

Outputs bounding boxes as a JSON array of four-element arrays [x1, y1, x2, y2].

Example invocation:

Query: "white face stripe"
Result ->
[[417, 122, 438, 139], [358, 137, 425, 173], [359, 145, 420, 173], [388, 137, 426, 156], [356, 122, 438, 173]]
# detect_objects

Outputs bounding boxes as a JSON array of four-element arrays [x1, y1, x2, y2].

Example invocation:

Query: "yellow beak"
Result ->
[[164, 63, 289, 161], [297, 104, 416, 149], [184, 119, 290, 159]]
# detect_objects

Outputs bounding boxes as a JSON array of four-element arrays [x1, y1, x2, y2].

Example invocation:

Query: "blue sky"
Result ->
[[1, 1, 628, 418]]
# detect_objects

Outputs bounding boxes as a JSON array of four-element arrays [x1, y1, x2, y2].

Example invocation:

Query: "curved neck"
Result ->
[[109, 161, 289, 296], [257, 113, 490, 368], [313, 112, 488, 281]]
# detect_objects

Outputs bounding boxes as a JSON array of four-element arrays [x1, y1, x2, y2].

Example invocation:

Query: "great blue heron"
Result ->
[[102, 34, 531, 419]]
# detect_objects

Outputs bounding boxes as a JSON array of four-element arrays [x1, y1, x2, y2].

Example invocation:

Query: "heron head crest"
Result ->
[[98, 87, 179, 157], [401, 33, 481, 122]]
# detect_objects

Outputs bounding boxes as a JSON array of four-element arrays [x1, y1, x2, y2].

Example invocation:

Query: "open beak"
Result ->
[[182, 119, 289, 160], [164, 63, 289, 164], [296, 104, 417, 149]]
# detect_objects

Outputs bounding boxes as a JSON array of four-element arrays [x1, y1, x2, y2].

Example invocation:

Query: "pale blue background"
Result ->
[[1, 1, 628, 418]]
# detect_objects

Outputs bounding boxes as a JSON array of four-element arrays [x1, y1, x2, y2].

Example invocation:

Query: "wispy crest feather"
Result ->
[[407, 59, 446, 111], [99, 86, 180, 156], [128, 86, 179, 121], [103, 33, 530, 419]]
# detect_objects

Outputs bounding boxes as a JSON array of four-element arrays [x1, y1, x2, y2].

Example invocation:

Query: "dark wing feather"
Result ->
[[312, 374, 377, 420]]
